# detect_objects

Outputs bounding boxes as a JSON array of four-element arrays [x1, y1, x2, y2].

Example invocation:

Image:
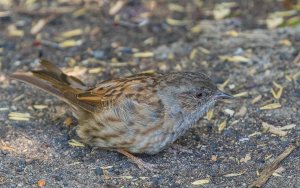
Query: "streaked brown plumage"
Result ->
[[11, 59, 232, 170]]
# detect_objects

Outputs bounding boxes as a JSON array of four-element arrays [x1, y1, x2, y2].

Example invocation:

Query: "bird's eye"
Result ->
[[196, 92, 203, 98]]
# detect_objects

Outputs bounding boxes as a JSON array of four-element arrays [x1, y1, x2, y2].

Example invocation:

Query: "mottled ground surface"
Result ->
[[0, 1, 299, 187]]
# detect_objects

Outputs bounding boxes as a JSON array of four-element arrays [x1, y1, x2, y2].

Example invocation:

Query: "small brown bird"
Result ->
[[11, 59, 232, 170]]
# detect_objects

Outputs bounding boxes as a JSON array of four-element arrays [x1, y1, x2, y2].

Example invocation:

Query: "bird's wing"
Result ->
[[76, 73, 161, 112]]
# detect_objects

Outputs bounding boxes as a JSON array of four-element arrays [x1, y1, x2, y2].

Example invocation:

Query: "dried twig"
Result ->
[[248, 144, 298, 188]]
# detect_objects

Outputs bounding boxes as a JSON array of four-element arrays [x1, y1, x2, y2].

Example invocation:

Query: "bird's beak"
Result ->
[[215, 91, 234, 100]]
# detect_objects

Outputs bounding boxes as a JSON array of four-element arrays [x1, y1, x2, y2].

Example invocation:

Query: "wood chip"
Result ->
[[262, 122, 287, 136], [191, 178, 210, 185]]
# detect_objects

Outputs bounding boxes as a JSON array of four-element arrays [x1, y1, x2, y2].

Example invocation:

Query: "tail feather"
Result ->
[[11, 72, 65, 99], [34, 59, 87, 90], [10, 59, 96, 113]]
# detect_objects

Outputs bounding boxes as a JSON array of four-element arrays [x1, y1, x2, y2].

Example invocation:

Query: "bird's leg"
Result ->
[[116, 149, 158, 172]]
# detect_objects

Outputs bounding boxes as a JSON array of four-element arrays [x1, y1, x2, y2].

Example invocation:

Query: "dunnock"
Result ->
[[11, 59, 232, 170]]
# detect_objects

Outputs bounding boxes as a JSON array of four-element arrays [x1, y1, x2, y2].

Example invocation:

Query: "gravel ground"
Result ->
[[0, 1, 300, 187]]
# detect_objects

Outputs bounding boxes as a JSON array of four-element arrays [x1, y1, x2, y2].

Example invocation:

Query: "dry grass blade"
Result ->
[[224, 171, 245, 177], [16, 6, 76, 16], [133, 52, 154, 58], [206, 109, 213, 121], [68, 139, 85, 147], [262, 122, 287, 136], [233, 91, 248, 98], [260, 103, 281, 110], [271, 81, 283, 100], [31, 15, 55, 35], [8, 112, 31, 121], [191, 178, 210, 185], [248, 144, 298, 188]]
